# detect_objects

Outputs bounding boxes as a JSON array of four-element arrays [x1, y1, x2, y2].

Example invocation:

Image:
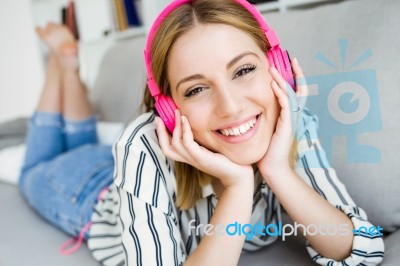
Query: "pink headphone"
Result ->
[[144, 0, 295, 133]]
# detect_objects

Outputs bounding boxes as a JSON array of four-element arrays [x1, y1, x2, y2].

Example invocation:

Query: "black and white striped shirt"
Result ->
[[87, 108, 384, 266]]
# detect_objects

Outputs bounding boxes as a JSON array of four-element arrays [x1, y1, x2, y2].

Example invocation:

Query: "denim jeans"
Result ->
[[19, 112, 114, 238]]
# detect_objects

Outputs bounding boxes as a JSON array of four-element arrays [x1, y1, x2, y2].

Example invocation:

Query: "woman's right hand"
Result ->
[[155, 110, 254, 188]]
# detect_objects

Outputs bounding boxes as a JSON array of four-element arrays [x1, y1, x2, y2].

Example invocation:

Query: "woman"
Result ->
[[19, 1, 384, 265], [112, 0, 384, 265]]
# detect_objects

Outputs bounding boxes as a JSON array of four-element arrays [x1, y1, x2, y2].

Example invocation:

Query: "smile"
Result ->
[[219, 117, 257, 136], [214, 114, 261, 144]]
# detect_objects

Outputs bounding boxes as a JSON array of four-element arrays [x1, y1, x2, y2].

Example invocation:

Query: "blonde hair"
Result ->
[[143, 0, 297, 210]]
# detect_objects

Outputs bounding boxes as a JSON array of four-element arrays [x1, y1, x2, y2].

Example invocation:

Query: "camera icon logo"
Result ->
[[299, 39, 382, 165]]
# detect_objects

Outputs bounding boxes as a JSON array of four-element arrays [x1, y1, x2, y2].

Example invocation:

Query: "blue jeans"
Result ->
[[19, 112, 114, 238]]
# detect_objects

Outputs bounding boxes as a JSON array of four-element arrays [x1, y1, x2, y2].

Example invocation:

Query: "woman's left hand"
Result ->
[[257, 58, 308, 182]]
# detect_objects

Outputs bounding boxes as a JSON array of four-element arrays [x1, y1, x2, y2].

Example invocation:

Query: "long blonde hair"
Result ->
[[143, 0, 297, 210]]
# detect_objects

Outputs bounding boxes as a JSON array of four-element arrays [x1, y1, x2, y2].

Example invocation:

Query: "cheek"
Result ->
[[251, 77, 277, 109], [182, 109, 209, 140]]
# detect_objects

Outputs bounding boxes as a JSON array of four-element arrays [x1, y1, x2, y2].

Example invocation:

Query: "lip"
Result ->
[[213, 113, 261, 144], [215, 114, 259, 131]]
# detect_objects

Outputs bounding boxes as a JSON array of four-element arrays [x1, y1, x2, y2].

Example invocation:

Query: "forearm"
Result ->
[[266, 169, 353, 261], [185, 180, 254, 266]]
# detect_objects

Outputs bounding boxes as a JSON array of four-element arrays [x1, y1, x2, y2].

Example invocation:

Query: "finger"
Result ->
[[270, 67, 298, 113], [271, 81, 298, 135], [271, 80, 290, 112], [155, 116, 183, 161], [180, 115, 225, 175], [171, 109, 182, 140], [292, 58, 309, 97], [171, 110, 189, 157], [291, 58, 308, 112], [171, 109, 191, 162], [180, 115, 201, 160], [155, 116, 171, 152], [269, 66, 290, 96]]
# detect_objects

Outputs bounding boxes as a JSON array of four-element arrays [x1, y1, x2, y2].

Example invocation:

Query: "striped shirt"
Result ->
[[87, 108, 384, 266]]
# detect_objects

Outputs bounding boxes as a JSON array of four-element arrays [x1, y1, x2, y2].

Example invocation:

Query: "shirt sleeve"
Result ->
[[294, 108, 385, 266], [113, 113, 186, 266]]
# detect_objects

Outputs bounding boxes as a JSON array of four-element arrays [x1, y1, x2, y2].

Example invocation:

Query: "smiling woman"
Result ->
[[111, 0, 385, 265], [168, 23, 279, 164]]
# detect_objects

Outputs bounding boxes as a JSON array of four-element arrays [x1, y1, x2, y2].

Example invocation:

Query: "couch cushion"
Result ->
[[0, 117, 27, 150], [0, 182, 99, 266], [263, 0, 400, 231], [381, 229, 400, 265], [90, 36, 147, 124]]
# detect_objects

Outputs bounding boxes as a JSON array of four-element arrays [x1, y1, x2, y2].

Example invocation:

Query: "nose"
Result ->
[[213, 83, 243, 118]]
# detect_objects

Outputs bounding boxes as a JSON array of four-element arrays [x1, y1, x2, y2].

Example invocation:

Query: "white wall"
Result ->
[[0, 0, 171, 124], [0, 0, 44, 123], [142, 0, 171, 32]]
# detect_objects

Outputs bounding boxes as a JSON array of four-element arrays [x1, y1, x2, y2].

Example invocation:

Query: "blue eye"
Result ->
[[184, 86, 207, 98], [234, 64, 257, 78]]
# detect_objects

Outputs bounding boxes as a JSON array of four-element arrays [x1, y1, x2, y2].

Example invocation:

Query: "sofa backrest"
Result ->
[[265, 0, 400, 231], [90, 36, 147, 124]]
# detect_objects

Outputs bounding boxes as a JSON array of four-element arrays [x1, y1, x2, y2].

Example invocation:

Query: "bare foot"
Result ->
[[36, 23, 79, 71]]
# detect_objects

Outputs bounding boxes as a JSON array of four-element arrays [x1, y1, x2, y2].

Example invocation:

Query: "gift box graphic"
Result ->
[[296, 39, 382, 166]]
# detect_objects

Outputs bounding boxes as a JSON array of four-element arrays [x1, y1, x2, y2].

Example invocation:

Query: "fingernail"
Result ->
[[293, 58, 298, 64], [175, 109, 181, 117]]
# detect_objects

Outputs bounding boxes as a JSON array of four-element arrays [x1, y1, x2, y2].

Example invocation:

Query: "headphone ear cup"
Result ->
[[281, 50, 295, 91], [154, 94, 177, 133], [267, 49, 296, 91], [267, 49, 280, 74]]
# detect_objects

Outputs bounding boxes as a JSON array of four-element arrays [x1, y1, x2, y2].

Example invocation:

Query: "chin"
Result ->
[[225, 142, 269, 165]]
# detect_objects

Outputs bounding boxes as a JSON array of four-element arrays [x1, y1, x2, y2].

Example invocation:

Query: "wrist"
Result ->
[[221, 178, 254, 203], [221, 170, 254, 190], [261, 166, 294, 185]]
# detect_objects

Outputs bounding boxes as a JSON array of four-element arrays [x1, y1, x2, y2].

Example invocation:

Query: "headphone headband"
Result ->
[[144, 0, 282, 97]]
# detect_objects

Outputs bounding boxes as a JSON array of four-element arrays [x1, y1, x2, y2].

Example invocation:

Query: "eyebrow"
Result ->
[[176, 74, 206, 93], [226, 51, 259, 70], [175, 51, 260, 92]]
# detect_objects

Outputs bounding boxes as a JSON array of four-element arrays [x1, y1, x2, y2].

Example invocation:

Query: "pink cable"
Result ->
[[59, 221, 93, 255], [59, 187, 110, 255]]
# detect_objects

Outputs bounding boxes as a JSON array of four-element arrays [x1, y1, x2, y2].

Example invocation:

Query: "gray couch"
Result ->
[[1, 0, 399, 265]]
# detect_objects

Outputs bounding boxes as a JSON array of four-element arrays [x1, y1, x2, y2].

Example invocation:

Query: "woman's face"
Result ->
[[168, 23, 280, 165]]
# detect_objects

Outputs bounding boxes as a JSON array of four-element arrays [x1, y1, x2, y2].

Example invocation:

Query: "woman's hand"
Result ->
[[156, 110, 254, 188], [257, 58, 308, 181]]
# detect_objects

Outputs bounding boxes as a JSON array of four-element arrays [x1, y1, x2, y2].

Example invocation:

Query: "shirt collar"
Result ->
[[202, 182, 215, 198]]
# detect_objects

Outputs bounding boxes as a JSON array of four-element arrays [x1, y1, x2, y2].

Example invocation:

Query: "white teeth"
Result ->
[[219, 118, 257, 137], [239, 125, 246, 134]]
